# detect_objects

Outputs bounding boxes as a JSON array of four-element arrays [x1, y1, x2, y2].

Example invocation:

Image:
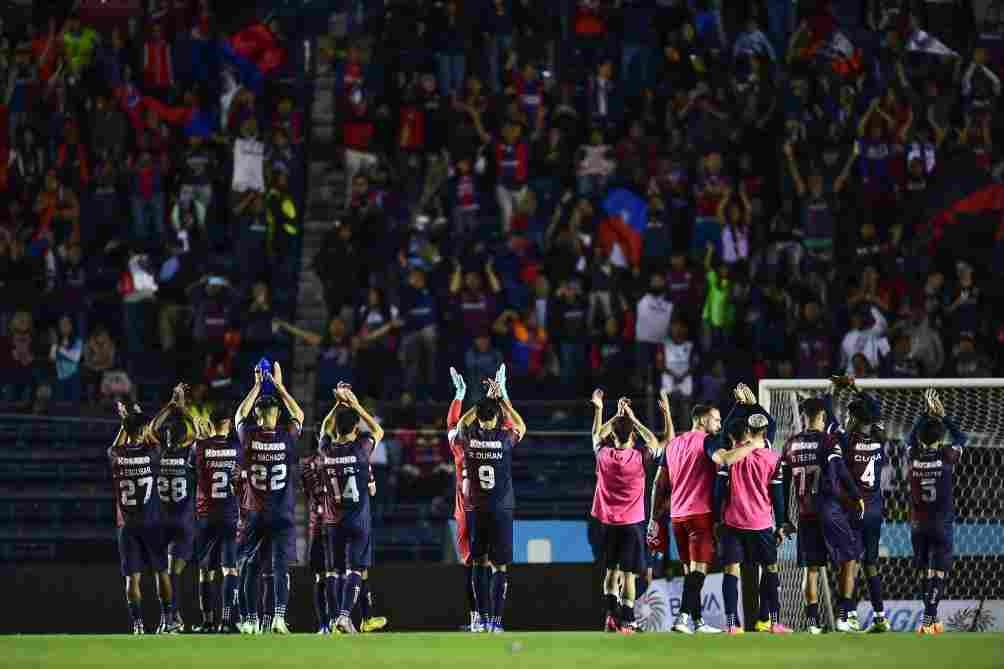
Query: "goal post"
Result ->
[[758, 378, 1004, 632]]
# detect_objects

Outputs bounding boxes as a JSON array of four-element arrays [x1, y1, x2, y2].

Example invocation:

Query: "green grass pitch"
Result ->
[[5, 633, 1004, 669]]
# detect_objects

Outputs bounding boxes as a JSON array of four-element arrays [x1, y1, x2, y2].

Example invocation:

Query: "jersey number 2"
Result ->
[[211, 471, 230, 499], [478, 465, 495, 490]]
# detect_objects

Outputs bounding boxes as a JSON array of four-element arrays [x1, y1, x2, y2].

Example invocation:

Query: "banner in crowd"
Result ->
[[232, 138, 265, 193], [856, 600, 1004, 632], [635, 575, 741, 632]]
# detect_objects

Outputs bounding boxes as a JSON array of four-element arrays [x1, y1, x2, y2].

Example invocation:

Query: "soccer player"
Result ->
[[318, 384, 385, 634], [908, 389, 967, 635], [301, 443, 329, 633], [446, 367, 479, 630], [649, 397, 723, 634], [358, 464, 389, 633], [148, 387, 197, 634], [831, 375, 889, 633], [109, 400, 169, 634], [234, 361, 304, 635], [190, 406, 241, 633], [780, 393, 864, 633], [591, 391, 662, 635], [459, 366, 526, 633], [713, 397, 791, 635]]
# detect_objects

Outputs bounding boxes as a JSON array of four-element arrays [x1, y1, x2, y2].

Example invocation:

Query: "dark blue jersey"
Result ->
[[461, 425, 517, 511], [190, 435, 240, 523], [159, 442, 195, 521], [237, 420, 301, 525], [109, 440, 161, 528], [781, 430, 837, 519], [318, 434, 375, 528], [908, 417, 966, 521]]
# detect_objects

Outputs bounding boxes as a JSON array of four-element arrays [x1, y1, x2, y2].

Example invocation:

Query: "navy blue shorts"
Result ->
[[852, 504, 883, 565], [602, 522, 645, 574], [820, 502, 862, 565], [194, 518, 237, 570], [796, 517, 828, 568], [325, 522, 372, 572], [467, 508, 514, 566], [161, 518, 195, 563], [307, 529, 325, 573], [118, 525, 167, 576], [237, 513, 294, 574], [912, 519, 954, 572], [719, 526, 776, 566]]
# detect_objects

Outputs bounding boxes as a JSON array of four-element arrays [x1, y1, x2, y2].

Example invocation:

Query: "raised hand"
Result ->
[[340, 386, 360, 408], [617, 397, 632, 418], [116, 401, 129, 420], [484, 378, 502, 400], [272, 361, 284, 387], [254, 365, 263, 386], [494, 363, 509, 401], [450, 367, 467, 399], [591, 389, 604, 410]]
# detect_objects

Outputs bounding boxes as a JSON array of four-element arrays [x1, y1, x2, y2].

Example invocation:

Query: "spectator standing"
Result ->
[[398, 266, 439, 396], [49, 315, 83, 402]]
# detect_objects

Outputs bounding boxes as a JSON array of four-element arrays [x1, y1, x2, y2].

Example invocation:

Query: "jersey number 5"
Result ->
[[478, 465, 495, 491]]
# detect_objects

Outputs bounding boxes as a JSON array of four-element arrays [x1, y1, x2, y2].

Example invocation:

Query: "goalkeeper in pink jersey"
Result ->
[[711, 386, 792, 635], [590, 390, 662, 635]]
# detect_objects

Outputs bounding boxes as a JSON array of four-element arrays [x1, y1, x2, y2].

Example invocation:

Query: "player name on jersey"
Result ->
[[467, 439, 505, 460]]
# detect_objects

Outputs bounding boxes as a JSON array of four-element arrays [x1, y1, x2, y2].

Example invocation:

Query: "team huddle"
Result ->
[[597, 377, 965, 635], [108, 360, 964, 635]]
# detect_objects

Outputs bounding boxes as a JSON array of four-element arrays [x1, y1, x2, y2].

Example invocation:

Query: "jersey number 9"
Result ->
[[478, 465, 495, 491]]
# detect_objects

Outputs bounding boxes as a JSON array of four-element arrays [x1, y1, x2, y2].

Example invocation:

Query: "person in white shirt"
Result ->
[[660, 319, 697, 399], [841, 305, 890, 375], [635, 274, 674, 344]]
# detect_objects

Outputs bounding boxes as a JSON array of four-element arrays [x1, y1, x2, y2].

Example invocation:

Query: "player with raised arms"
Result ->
[[458, 365, 526, 633], [318, 383, 384, 634], [909, 389, 967, 635], [147, 384, 197, 633], [830, 375, 889, 633], [649, 393, 723, 634], [233, 361, 304, 635], [189, 405, 240, 633], [591, 390, 662, 634], [446, 367, 480, 631], [109, 397, 170, 634], [711, 384, 791, 635], [780, 385, 864, 633]]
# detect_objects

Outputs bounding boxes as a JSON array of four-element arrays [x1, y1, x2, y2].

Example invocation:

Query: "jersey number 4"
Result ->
[[860, 459, 876, 486], [119, 476, 153, 507], [250, 464, 288, 491]]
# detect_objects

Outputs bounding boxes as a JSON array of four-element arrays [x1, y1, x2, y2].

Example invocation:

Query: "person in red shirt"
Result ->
[[143, 23, 175, 98]]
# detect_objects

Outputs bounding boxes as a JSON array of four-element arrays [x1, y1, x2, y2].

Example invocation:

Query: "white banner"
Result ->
[[635, 574, 742, 632], [857, 600, 1004, 632], [232, 138, 265, 193]]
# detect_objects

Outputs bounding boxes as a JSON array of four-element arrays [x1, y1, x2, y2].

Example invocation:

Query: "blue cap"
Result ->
[[257, 358, 276, 396]]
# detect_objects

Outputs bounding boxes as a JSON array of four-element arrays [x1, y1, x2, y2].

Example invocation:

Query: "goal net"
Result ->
[[759, 378, 1004, 632]]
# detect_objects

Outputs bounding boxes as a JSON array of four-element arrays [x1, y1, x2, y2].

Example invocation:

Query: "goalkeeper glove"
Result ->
[[450, 366, 466, 401], [494, 363, 509, 402]]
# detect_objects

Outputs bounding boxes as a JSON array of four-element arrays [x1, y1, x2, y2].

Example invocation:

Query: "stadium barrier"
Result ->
[[0, 563, 607, 633]]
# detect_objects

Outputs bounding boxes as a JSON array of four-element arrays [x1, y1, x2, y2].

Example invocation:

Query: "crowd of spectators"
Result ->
[[0, 2, 306, 414], [3, 0, 1004, 428], [308, 0, 1003, 420]]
